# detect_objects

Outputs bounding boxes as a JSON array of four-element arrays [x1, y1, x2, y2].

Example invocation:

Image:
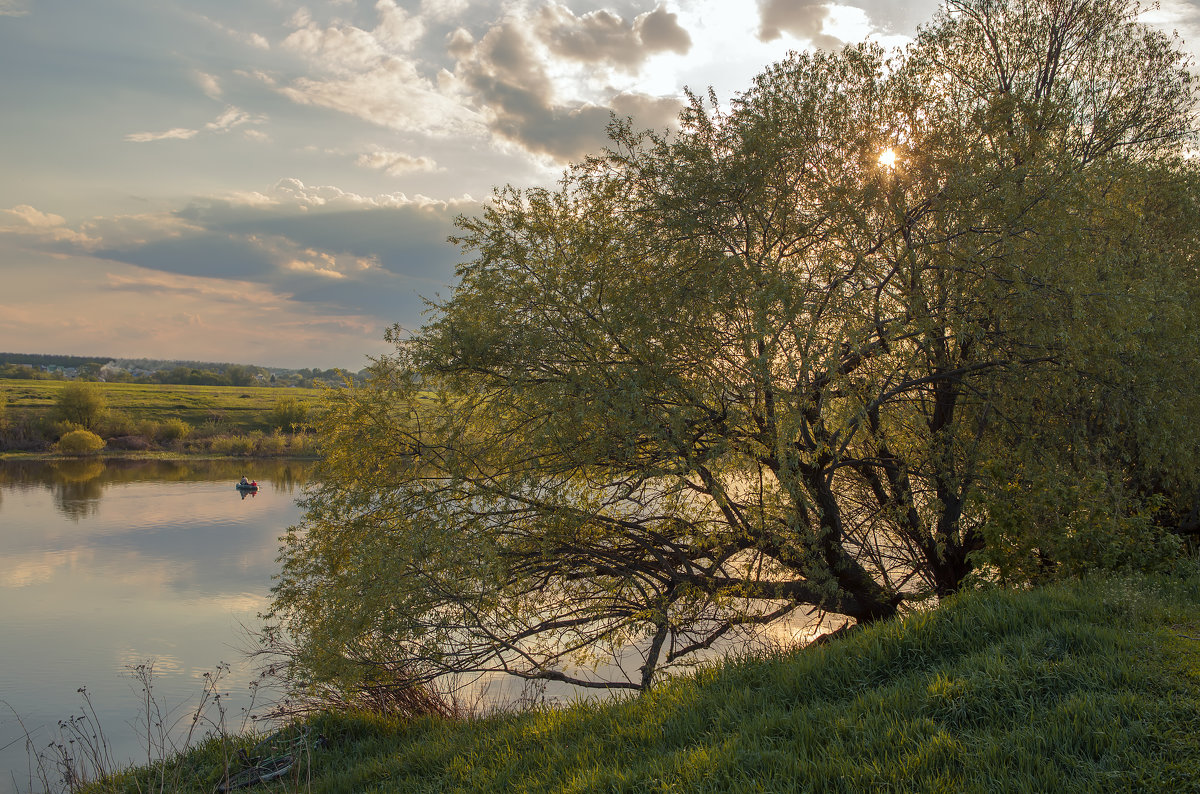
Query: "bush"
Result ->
[[158, 417, 193, 441], [257, 430, 288, 456], [209, 433, 258, 456], [57, 428, 106, 455], [269, 397, 309, 432], [55, 382, 107, 429]]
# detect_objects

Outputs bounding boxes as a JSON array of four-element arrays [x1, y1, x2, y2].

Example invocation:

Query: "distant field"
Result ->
[[0, 379, 325, 434]]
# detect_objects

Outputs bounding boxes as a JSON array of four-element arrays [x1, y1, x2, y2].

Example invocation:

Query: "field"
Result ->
[[0, 379, 324, 435]]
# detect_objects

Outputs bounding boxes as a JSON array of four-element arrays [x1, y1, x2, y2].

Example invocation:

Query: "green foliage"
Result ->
[[268, 397, 310, 432], [56, 428, 106, 455], [54, 381, 108, 430], [0, 362, 51, 379], [272, 0, 1200, 698], [157, 417, 193, 441], [208, 433, 260, 456]]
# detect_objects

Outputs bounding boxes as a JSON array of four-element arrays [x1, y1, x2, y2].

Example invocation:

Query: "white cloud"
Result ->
[[420, 0, 470, 22], [356, 149, 439, 175], [205, 105, 264, 132], [285, 250, 349, 279], [275, 2, 479, 137], [1, 204, 100, 247], [194, 70, 223, 100], [124, 128, 200, 143], [0, 0, 28, 16], [277, 63, 482, 136], [4, 204, 66, 228]]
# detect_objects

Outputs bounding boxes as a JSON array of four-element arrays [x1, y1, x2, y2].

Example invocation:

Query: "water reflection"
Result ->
[[0, 458, 313, 793], [0, 458, 313, 522]]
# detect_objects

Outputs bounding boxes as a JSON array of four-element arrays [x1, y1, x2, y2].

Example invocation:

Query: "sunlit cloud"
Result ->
[[356, 149, 440, 175], [205, 105, 265, 133], [1, 204, 101, 247], [194, 70, 222, 100], [4, 204, 66, 227], [125, 127, 200, 143], [104, 270, 287, 305]]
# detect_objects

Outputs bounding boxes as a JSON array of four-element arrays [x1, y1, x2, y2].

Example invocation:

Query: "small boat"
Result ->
[[236, 480, 259, 492]]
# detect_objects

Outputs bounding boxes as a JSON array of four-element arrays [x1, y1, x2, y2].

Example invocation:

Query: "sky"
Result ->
[[2, 0, 1198, 370]]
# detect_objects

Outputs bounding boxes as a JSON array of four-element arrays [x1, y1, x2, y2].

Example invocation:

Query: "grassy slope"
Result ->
[[96, 574, 1200, 793], [0, 379, 323, 434]]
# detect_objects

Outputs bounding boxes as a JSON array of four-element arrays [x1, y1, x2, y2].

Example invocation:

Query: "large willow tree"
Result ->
[[270, 0, 1200, 695]]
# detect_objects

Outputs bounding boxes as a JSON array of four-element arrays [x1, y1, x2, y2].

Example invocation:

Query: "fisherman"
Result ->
[[239, 475, 249, 486]]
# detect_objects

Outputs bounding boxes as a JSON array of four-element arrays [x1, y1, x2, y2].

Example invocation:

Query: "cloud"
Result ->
[[1, 204, 100, 247], [274, 3, 480, 137], [5, 204, 66, 228], [31, 180, 471, 333], [452, 21, 683, 161], [356, 149, 440, 175], [125, 107, 264, 144], [419, 0, 469, 22], [0, 0, 28, 16], [284, 1, 424, 70], [125, 128, 200, 143], [194, 70, 222, 100], [205, 105, 264, 132], [276, 61, 479, 136], [757, 0, 841, 48], [534, 3, 691, 71]]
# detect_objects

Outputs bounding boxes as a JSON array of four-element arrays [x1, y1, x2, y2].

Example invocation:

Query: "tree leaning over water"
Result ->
[[269, 0, 1200, 695]]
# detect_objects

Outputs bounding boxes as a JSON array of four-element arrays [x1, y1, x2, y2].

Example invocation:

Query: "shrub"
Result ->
[[55, 382, 107, 429], [57, 428, 106, 455], [257, 430, 288, 456], [158, 417, 193, 441], [210, 433, 258, 456], [269, 397, 309, 432], [103, 411, 137, 437]]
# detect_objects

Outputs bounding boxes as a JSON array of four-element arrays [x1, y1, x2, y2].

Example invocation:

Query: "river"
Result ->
[[0, 458, 312, 792]]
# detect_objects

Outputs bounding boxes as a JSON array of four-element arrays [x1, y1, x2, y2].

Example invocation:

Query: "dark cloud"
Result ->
[[534, 3, 691, 69], [637, 7, 692, 54], [94, 198, 470, 320], [757, 0, 841, 49], [96, 234, 279, 280], [455, 21, 682, 161], [211, 204, 465, 280]]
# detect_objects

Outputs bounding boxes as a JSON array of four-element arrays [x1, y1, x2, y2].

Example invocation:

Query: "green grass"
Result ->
[[0, 378, 323, 435], [83, 573, 1200, 793]]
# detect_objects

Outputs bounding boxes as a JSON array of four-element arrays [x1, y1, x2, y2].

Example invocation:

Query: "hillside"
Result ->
[[89, 572, 1200, 793]]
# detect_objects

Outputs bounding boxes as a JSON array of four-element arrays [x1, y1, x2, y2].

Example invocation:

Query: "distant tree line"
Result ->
[[0, 353, 364, 387]]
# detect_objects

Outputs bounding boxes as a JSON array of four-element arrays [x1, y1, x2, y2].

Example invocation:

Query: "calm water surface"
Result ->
[[0, 458, 312, 790]]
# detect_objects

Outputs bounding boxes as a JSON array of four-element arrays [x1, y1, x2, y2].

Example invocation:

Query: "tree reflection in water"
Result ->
[[0, 458, 317, 520]]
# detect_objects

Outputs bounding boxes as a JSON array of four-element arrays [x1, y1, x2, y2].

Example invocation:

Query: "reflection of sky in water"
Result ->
[[0, 460, 310, 791]]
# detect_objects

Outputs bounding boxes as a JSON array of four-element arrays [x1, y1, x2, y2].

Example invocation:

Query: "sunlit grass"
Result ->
[[0, 379, 323, 435], [82, 572, 1200, 793]]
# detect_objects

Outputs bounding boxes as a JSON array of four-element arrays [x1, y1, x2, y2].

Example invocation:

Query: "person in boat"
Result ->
[[239, 476, 249, 486]]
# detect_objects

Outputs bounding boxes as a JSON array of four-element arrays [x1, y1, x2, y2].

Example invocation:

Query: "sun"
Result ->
[[878, 148, 897, 168]]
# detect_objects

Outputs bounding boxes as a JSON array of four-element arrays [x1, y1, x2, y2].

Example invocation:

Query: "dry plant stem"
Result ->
[[3, 699, 54, 794]]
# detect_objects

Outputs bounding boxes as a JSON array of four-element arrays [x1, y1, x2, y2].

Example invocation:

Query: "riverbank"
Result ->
[[83, 571, 1200, 793], [0, 378, 323, 458]]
